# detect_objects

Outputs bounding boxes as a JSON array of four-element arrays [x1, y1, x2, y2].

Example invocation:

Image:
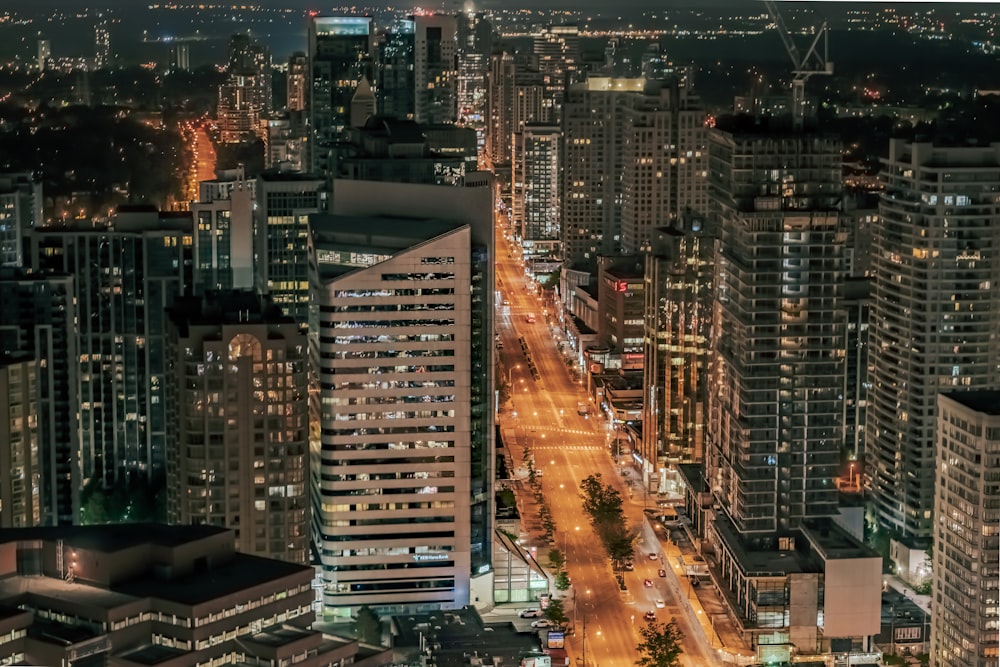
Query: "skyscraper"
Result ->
[[686, 121, 885, 664], [30, 210, 193, 487], [0, 172, 43, 268], [166, 291, 309, 564], [642, 218, 714, 468], [561, 77, 705, 271], [707, 124, 845, 534], [307, 16, 373, 175], [309, 178, 493, 618], [192, 167, 255, 293], [286, 52, 307, 112], [456, 12, 492, 127], [0, 270, 78, 526], [512, 124, 560, 259], [218, 34, 271, 143], [255, 170, 327, 326], [0, 353, 40, 528], [413, 14, 458, 124], [867, 140, 1000, 542], [375, 19, 416, 121], [932, 391, 1000, 667]]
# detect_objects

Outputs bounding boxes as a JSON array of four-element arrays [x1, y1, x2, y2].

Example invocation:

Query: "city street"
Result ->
[[495, 221, 719, 667]]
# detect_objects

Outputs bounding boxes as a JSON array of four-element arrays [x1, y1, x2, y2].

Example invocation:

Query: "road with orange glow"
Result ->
[[179, 119, 217, 207], [495, 219, 720, 667]]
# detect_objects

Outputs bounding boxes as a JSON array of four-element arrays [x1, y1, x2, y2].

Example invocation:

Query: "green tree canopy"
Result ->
[[544, 598, 570, 629], [354, 606, 382, 645], [636, 618, 685, 667]]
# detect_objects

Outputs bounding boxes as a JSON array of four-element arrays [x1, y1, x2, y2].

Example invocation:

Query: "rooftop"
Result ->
[[113, 553, 311, 606], [0, 524, 229, 552], [942, 390, 1000, 416], [116, 644, 190, 665], [393, 608, 540, 667]]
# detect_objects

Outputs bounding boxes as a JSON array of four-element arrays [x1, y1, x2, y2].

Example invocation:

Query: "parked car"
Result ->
[[655, 599, 666, 609], [624, 561, 635, 571], [690, 578, 701, 588], [643, 578, 653, 588], [519, 609, 543, 618], [658, 568, 667, 578], [644, 611, 656, 622], [648, 552, 659, 560], [531, 619, 553, 629]]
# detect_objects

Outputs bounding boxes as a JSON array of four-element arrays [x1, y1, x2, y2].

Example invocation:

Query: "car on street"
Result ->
[[644, 611, 656, 622], [690, 577, 701, 588], [531, 619, 553, 629], [623, 561, 634, 571], [519, 609, 542, 618], [648, 552, 659, 560], [655, 599, 666, 608], [643, 578, 653, 588], [658, 568, 667, 578]]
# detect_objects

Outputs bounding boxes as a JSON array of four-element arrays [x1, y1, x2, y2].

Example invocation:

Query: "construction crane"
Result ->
[[761, 0, 833, 128]]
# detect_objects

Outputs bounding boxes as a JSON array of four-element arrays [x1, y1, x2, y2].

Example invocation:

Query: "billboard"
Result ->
[[546, 631, 565, 649]]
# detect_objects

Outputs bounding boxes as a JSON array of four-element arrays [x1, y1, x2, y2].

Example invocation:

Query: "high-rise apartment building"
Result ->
[[255, 170, 327, 327], [685, 122, 884, 664], [375, 19, 416, 121], [192, 167, 255, 293], [932, 391, 1000, 667], [307, 16, 373, 174], [642, 219, 714, 467], [413, 14, 458, 125], [0, 172, 42, 268], [0, 270, 78, 526], [169, 43, 189, 72], [561, 77, 705, 271], [286, 52, 307, 112], [532, 25, 580, 119], [485, 51, 515, 169], [37, 40, 50, 72], [30, 210, 193, 487], [456, 12, 492, 127], [309, 178, 493, 618], [868, 140, 1000, 542], [707, 124, 845, 534], [166, 292, 309, 564], [0, 354, 40, 528], [218, 35, 271, 143], [512, 124, 560, 258]]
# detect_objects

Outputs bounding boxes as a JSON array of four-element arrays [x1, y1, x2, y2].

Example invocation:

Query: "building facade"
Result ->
[[932, 391, 1000, 667], [255, 170, 327, 327], [0, 270, 79, 526], [30, 211, 192, 487], [512, 124, 560, 258], [309, 179, 493, 618], [166, 292, 309, 564], [307, 16, 373, 174], [867, 140, 1000, 542], [0, 354, 40, 528], [0, 172, 43, 268], [413, 14, 458, 125], [192, 168, 255, 293]]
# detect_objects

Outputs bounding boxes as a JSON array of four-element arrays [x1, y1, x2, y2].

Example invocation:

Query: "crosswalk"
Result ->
[[528, 444, 606, 452]]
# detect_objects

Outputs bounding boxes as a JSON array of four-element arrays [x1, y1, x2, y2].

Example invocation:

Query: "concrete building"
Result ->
[[192, 167, 255, 293], [307, 16, 373, 175], [0, 524, 394, 667], [596, 256, 645, 366], [0, 172, 43, 268], [255, 170, 327, 327], [932, 391, 1000, 667], [456, 12, 492, 128], [691, 122, 876, 663], [330, 117, 477, 186], [867, 140, 1000, 545], [30, 209, 193, 488], [0, 270, 79, 526], [512, 124, 560, 258], [413, 14, 458, 125], [561, 77, 705, 271], [375, 19, 415, 121], [532, 24, 580, 120], [842, 277, 871, 465], [165, 292, 309, 564], [286, 52, 307, 112], [308, 178, 494, 618], [641, 220, 714, 468], [0, 354, 40, 528]]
